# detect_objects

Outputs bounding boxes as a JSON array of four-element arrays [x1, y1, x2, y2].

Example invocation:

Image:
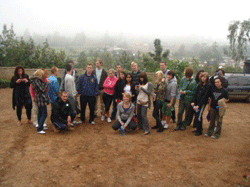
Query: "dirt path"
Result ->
[[0, 88, 250, 186]]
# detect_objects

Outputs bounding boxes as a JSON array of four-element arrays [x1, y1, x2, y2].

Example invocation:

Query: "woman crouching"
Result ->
[[112, 93, 137, 132]]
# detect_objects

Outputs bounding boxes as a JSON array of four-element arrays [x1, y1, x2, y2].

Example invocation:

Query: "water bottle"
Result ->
[[193, 106, 199, 112], [216, 106, 220, 110], [120, 126, 125, 136]]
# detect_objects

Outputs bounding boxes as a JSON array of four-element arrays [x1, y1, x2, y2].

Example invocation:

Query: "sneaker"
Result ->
[[107, 118, 111, 123], [164, 124, 169, 129], [101, 115, 105, 121], [78, 120, 83, 124], [43, 123, 47, 127], [37, 130, 46, 134], [35, 124, 38, 128], [70, 123, 74, 127], [211, 135, 218, 139], [91, 121, 95, 125], [73, 120, 77, 125], [43, 126, 48, 130], [205, 133, 210, 137], [161, 121, 166, 126]]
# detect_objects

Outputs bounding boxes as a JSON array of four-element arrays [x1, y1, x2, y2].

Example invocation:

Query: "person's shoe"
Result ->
[[174, 126, 180, 131], [43, 123, 47, 127], [180, 126, 186, 131], [90, 121, 95, 125], [70, 123, 74, 127], [101, 115, 105, 121], [37, 130, 46, 134], [35, 124, 38, 128], [144, 132, 150, 135], [43, 126, 48, 130], [157, 128, 164, 132], [77, 113, 81, 118], [151, 126, 158, 129], [195, 132, 202, 136], [107, 118, 112, 123], [204, 133, 210, 137], [211, 135, 218, 139], [164, 124, 169, 129]]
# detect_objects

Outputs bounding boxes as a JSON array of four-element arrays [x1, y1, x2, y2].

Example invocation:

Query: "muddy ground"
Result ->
[[0, 88, 250, 187]]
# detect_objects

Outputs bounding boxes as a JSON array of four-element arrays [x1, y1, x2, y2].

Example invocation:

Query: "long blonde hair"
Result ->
[[34, 69, 44, 79], [155, 71, 164, 84]]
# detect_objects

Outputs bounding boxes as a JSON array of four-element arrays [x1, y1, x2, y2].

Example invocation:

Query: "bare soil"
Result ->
[[0, 88, 250, 187]]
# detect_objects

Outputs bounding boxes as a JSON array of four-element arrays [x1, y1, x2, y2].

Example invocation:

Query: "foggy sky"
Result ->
[[1, 0, 249, 42]]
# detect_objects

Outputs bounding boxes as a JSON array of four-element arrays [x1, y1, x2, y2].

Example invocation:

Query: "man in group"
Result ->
[[160, 61, 177, 122], [175, 67, 197, 131], [131, 62, 141, 85], [51, 91, 76, 132], [77, 64, 99, 124], [48, 66, 60, 110], [93, 59, 108, 118], [111, 64, 123, 119], [60, 60, 80, 115], [64, 64, 78, 125]]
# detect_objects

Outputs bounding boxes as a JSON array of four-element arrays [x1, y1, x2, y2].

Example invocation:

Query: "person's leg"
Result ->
[[99, 90, 105, 116], [152, 100, 161, 128], [171, 108, 176, 122], [33, 102, 38, 125], [80, 95, 87, 122], [176, 99, 185, 129], [112, 120, 122, 130], [53, 121, 67, 131], [128, 120, 137, 130], [88, 96, 96, 123], [196, 105, 205, 134], [25, 104, 32, 123], [206, 107, 216, 136], [106, 95, 113, 118], [111, 98, 117, 120], [141, 106, 150, 133], [137, 104, 143, 129], [213, 111, 223, 138], [183, 100, 192, 128], [16, 105, 22, 122], [37, 106, 47, 132]]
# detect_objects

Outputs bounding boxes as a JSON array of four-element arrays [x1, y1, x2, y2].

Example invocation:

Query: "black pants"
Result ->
[[16, 104, 32, 121], [194, 105, 206, 133], [152, 100, 164, 129], [112, 119, 137, 131], [111, 98, 117, 119], [80, 95, 96, 122], [103, 93, 114, 112]]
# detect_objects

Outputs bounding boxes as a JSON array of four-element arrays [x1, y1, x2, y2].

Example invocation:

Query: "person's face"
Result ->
[[96, 61, 101, 68], [54, 69, 58, 76], [123, 95, 130, 103], [126, 75, 132, 82], [215, 79, 222, 88], [109, 71, 115, 78], [140, 77, 144, 82], [86, 65, 93, 74], [160, 63, 166, 71], [61, 93, 68, 102], [199, 73, 203, 79], [120, 73, 125, 79], [132, 64, 138, 71], [17, 68, 23, 77], [201, 76, 207, 83], [116, 65, 122, 72], [167, 74, 172, 81]]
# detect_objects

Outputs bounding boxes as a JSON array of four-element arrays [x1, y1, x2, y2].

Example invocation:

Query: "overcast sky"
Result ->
[[1, 0, 249, 41]]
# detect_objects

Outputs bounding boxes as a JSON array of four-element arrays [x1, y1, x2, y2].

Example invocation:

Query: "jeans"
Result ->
[[177, 99, 193, 128], [152, 100, 163, 129], [37, 105, 47, 132], [137, 104, 150, 133], [207, 107, 223, 138], [194, 105, 206, 133]]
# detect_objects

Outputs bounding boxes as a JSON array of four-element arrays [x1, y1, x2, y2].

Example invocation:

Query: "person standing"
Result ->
[[11, 66, 32, 126], [93, 59, 108, 117], [162, 71, 178, 131], [51, 92, 76, 132], [102, 69, 118, 122], [30, 69, 50, 134], [77, 64, 99, 124], [124, 73, 136, 103], [136, 72, 152, 135], [205, 77, 228, 139], [131, 61, 141, 86], [115, 64, 123, 78], [48, 66, 60, 109], [114, 71, 126, 104], [175, 67, 197, 131], [191, 72, 210, 136], [152, 71, 167, 132]]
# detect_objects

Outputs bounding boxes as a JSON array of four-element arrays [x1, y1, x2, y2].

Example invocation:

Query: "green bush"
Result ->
[[0, 78, 11, 88]]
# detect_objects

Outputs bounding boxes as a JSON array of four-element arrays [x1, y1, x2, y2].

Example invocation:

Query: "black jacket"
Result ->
[[11, 74, 32, 109], [51, 97, 73, 124], [114, 79, 126, 100], [193, 84, 210, 108]]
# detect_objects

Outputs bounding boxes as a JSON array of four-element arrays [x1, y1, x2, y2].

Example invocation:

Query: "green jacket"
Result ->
[[179, 77, 197, 101]]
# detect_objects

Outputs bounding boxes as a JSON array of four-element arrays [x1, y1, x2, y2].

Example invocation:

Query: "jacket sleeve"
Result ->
[[52, 102, 67, 124], [116, 103, 122, 122], [10, 76, 17, 88], [141, 82, 153, 96], [76, 75, 82, 94], [95, 78, 99, 96], [170, 83, 177, 99], [185, 81, 197, 97]]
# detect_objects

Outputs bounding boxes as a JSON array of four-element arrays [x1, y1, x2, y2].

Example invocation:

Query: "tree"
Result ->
[[227, 19, 250, 67], [77, 51, 87, 68]]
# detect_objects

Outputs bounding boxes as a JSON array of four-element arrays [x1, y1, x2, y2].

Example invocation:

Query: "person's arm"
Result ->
[[10, 77, 20, 88], [76, 75, 83, 95], [168, 83, 177, 107], [95, 78, 99, 96], [116, 103, 123, 124], [141, 82, 153, 95]]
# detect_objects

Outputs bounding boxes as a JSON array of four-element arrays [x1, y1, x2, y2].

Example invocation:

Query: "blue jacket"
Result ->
[[48, 75, 60, 104], [77, 73, 98, 96]]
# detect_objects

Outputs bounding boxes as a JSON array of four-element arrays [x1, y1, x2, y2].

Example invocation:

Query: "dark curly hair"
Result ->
[[14, 65, 26, 78]]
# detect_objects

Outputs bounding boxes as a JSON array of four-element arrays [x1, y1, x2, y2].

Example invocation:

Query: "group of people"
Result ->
[[11, 60, 228, 138]]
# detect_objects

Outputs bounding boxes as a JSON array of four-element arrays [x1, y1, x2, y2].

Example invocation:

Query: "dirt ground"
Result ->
[[0, 88, 250, 187]]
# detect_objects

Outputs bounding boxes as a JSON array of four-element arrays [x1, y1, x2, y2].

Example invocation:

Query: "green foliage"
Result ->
[[0, 24, 66, 68], [223, 66, 243, 73], [76, 51, 87, 68], [0, 78, 11, 88], [167, 59, 189, 83]]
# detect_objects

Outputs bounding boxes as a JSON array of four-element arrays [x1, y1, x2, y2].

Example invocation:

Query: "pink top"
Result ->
[[103, 76, 118, 95]]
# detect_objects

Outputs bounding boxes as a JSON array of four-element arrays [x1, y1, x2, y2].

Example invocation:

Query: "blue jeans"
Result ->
[[37, 105, 48, 132]]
